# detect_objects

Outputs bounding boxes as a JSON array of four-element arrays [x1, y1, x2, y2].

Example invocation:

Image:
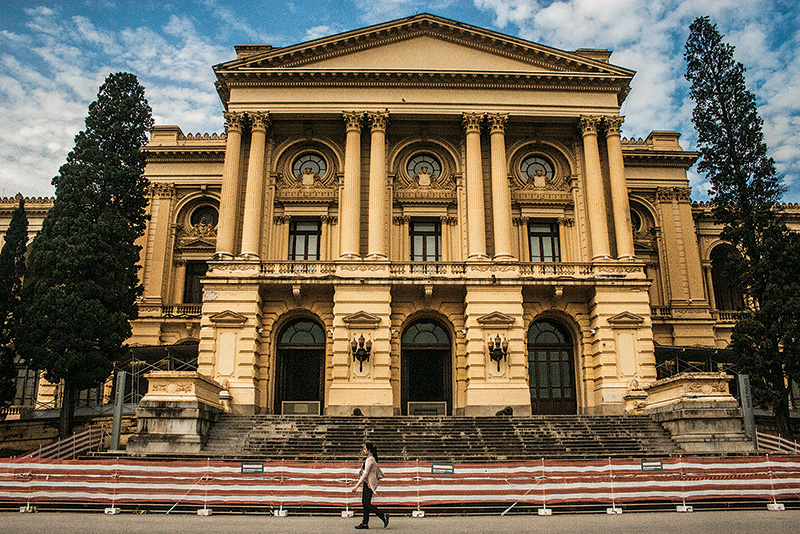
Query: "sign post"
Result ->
[[737, 374, 757, 449], [110, 371, 126, 451]]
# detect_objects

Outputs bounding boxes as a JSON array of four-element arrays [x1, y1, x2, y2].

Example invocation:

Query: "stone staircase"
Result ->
[[202, 415, 682, 461]]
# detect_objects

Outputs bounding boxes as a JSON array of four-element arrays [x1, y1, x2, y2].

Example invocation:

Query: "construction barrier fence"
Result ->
[[1, 455, 799, 511]]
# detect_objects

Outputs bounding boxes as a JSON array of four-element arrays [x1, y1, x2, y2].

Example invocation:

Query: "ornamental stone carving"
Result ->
[[578, 115, 600, 136], [603, 116, 624, 136], [224, 112, 245, 134], [249, 112, 271, 133]]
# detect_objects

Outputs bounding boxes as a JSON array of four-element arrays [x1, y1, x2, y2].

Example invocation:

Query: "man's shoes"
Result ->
[[355, 524, 369, 529], [383, 514, 389, 528]]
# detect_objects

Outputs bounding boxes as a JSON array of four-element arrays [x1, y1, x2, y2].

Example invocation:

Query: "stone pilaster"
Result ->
[[240, 112, 271, 259], [579, 116, 610, 260], [604, 116, 635, 259], [463, 112, 487, 260], [488, 113, 514, 260], [367, 111, 388, 259], [340, 112, 363, 259], [216, 112, 245, 259]]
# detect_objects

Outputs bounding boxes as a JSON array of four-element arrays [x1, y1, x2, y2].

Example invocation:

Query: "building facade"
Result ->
[[3, 14, 798, 418]]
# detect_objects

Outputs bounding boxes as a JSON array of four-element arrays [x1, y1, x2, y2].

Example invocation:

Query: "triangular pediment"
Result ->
[[608, 311, 645, 326], [342, 311, 381, 326], [209, 310, 248, 325], [476, 311, 516, 326], [215, 13, 633, 78]]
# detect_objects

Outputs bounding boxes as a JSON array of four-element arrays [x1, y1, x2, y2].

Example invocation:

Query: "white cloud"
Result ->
[[304, 24, 346, 42], [0, 7, 231, 198], [354, 0, 425, 25]]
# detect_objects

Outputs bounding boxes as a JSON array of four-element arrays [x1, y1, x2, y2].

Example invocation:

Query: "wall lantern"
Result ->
[[351, 334, 372, 372], [487, 334, 509, 372]]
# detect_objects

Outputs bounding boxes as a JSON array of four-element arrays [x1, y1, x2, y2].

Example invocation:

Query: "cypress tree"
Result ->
[[15, 73, 153, 436], [685, 17, 800, 437], [0, 196, 28, 414]]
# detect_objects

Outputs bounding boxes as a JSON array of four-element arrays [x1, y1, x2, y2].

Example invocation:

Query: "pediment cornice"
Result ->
[[214, 14, 634, 103]]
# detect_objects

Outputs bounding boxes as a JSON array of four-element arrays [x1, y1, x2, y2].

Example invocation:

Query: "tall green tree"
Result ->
[[0, 196, 28, 415], [685, 17, 800, 437], [15, 73, 153, 436]]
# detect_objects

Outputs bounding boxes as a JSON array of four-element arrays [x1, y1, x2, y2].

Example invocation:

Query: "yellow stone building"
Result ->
[[3, 14, 798, 421]]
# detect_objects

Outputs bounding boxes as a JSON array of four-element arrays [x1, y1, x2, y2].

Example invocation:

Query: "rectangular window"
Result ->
[[528, 221, 560, 262], [289, 220, 321, 261], [410, 220, 441, 262], [183, 261, 208, 304]]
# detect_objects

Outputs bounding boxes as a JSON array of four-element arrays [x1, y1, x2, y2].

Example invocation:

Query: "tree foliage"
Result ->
[[15, 73, 153, 435], [686, 17, 800, 437], [0, 197, 28, 413]]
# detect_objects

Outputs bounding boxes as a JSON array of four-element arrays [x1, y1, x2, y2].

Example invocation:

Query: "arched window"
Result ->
[[710, 245, 745, 311]]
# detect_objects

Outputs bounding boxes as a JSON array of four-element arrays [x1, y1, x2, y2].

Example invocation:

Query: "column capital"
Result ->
[[487, 113, 508, 134], [462, 112, 483, 133], [367, 111, 389, 132], [224, 112, 245, 134], [249, 111, 271, 133], [343, 111, 364, 132], [578, 115, 600, 136], [603, 115, 624, 136]]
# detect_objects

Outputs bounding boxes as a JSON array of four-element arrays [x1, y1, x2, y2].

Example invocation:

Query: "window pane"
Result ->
[[542, 239, 553, 260]]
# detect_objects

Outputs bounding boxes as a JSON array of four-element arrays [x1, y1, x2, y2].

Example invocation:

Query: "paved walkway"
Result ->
[[1, 510, 799, 533]]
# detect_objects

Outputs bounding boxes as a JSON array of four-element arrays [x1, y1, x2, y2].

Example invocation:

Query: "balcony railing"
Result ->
[[162, 304, 202, 317], [715, 310, 747, 322], [650, 306, 673, 319], [250, 261, 602, 279], [260, 262, 337, 275]]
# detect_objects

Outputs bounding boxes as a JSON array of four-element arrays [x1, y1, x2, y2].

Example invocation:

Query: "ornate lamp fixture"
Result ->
[[487, 334, 509, 372], [351, 334, 372, 372]]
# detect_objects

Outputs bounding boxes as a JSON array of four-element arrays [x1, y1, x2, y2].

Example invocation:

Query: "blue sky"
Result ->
[[1, 0, 798, 202]]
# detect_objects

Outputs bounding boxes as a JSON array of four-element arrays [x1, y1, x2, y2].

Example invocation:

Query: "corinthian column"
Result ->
[[463, 112, 487, 260], [579, 115, 610, 260], [367, 111, 388, 259], [240, 112, 270, 259], [604, 116, 635, 259], [216, 112, 245, 259], [340, 112, 363, 259], [488, 113, 514, 260]]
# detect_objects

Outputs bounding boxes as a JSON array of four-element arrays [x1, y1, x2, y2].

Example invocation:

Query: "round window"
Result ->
[[520, 155, 554, 182], [292, 153, 327, 181], [407, 153, 442, 183], [190, 205, 218, 227]]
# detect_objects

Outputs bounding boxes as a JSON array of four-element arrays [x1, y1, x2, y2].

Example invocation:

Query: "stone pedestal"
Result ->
[[636, 372, 755, 453], [126, 371, 224, 454]]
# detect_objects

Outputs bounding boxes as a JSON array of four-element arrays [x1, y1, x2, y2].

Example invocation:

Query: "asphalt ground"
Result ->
[[2, 509, 800, 533]]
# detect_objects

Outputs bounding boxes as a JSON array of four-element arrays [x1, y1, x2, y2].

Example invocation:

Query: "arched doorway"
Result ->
[[527, 319, 577, 414], [274, 318, 325, 414], [401, 320, 452, 415]]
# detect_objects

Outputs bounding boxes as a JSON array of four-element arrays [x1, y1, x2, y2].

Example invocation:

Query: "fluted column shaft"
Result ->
[[240, 112, 270, 259], [340, 112, 363, 259], [488, 113, 514, 260], [463, 112, 487, 260], [579, 116, 610, 260], [216, 112, 245, 259], [367, 112, 388, 259], [605, 116, 635, 259]]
